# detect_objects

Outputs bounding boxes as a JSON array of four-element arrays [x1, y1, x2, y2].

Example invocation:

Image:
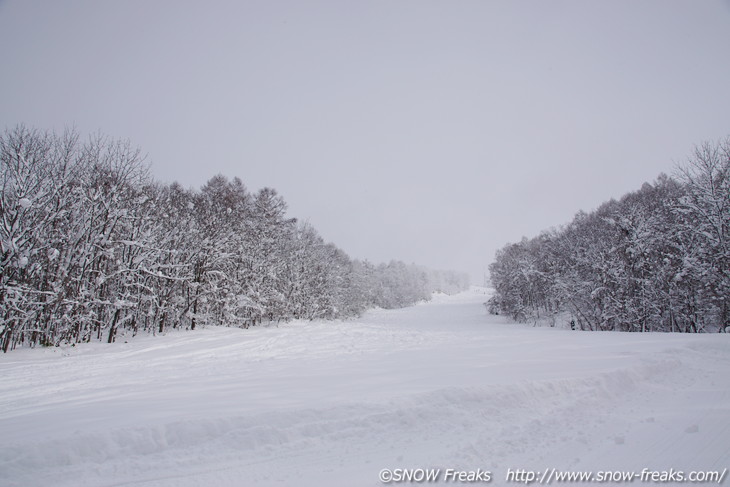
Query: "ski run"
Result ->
[[1, 287, 729, 486]]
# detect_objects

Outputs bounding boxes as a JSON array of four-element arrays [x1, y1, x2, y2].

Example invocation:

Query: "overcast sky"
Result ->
[[1, 1, 729, 283]]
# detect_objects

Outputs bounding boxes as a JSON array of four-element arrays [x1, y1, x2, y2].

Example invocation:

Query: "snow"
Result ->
[[1, 287, 728, 487], [47, 248, 60, 261]]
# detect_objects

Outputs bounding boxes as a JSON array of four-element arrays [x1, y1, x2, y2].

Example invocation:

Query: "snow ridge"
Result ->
[[0, 356, 683, 487]]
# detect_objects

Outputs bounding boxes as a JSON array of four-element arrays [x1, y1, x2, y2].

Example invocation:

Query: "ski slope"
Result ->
[[1, 287, 728, 486]]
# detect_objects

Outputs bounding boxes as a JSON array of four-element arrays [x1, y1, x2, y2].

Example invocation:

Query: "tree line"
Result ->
[[0, 125, 469, 351], [488, 137, 729, 332]]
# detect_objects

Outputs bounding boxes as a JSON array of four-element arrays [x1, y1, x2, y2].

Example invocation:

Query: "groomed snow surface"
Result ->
[[1, 287, 728, 486]]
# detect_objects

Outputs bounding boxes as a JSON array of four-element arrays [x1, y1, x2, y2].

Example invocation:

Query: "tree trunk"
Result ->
[[107, 309, 121, 344]]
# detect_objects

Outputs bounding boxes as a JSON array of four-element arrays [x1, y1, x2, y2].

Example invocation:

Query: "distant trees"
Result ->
[[0, 125, 470, 351], [488, 136, 729, 333]]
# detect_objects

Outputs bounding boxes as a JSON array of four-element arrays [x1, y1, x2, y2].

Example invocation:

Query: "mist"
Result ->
[[1, 0, 729, 281]]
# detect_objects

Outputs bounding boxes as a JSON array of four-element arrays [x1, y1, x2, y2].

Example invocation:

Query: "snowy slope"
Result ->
[[1, 287, 728, 486]]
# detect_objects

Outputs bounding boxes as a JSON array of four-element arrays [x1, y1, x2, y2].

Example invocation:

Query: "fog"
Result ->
[[1, 0, 729, 282]]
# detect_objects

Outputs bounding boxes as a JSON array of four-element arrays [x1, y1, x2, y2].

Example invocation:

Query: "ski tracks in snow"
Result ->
[[1, 288, 729, 486]]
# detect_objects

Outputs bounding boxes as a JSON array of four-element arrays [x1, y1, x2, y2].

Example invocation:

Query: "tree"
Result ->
[[0, 124, 471, 351], [487, 136, 729, 333]]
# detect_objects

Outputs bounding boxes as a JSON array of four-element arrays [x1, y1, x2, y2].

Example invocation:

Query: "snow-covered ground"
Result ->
[[1, 287, 728, 487]]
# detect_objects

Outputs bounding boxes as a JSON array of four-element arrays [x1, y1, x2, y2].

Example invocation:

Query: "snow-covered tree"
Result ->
[[488, 136, 729, 333], [0, 125, 470, 351]]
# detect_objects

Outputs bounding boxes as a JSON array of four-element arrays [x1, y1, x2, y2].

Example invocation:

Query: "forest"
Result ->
[[488, 137, 729, 333], [0, 125, 469, 351]]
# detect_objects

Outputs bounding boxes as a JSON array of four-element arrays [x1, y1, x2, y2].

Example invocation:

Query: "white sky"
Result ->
[[1, 0, 729, 282]]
